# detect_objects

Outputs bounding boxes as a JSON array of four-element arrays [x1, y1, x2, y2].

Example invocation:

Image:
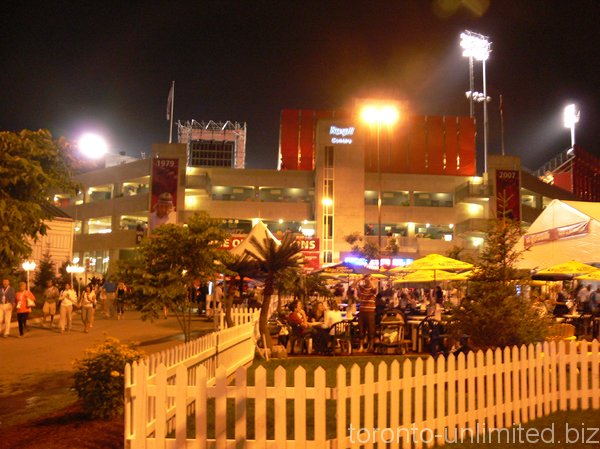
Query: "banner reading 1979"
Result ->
[[495, 169, 520, 221], [149, 158, 179, 232]]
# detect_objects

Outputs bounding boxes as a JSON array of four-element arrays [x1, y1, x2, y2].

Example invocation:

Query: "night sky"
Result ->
[[2, 0, 599, 171]]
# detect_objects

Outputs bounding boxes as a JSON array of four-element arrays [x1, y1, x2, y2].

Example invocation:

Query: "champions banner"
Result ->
[[496, 169, 521, 221], [524, 220, 590, 249], [221, 235, 321, 272], [149, 158, 179, 231]]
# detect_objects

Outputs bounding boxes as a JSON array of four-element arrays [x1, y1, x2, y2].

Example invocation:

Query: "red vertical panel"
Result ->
[[280, 109, 300, 170], [388, 120, 409, 173], [553, 172, 573, 193], [457, 117, 476, 175], [299, 109, 316, 170], [407, 116, 427, 174], [444, 117, 459, 175], [426, 116, 445, 175], [363, 125, 378, 172]]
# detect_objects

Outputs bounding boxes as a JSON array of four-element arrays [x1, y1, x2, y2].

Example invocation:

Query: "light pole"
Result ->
[[361, 104, 399, 264], [460, 30, 492, 173], [67, 264, 85, 297], [22, 260, 36, 291], [563, 104, 580, 150]]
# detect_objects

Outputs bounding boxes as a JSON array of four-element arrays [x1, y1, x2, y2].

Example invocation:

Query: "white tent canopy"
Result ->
[[229, 220, 280, 259], [516, 199, 600, 270]]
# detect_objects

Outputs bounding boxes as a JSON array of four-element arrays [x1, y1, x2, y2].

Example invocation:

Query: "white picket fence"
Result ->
[[125, 307, 259, 446], [125, 339, 600, 448]]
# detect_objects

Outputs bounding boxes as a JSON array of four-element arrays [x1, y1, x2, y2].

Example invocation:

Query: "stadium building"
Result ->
[[57, 107, 587, 275]]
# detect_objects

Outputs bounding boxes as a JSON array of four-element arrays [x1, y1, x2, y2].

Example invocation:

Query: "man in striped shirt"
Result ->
[[353, 274, 377, 352]]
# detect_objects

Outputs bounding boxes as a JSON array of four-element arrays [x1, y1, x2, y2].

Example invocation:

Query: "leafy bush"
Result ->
[[73, 337, 144, 419]]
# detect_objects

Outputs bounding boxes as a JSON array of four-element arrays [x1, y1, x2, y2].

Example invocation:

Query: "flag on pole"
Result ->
[[166, 82, 174, 121]]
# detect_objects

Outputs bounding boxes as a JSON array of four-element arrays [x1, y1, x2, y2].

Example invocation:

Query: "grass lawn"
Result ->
[[445, 409, 600, 448]]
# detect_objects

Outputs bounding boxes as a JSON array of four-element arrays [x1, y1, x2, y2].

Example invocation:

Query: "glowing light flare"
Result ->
[[78, 133, 108, 159], [563, 104, 579, 128], [322, 197, 333, 207], [22, 260, 36, 272], [360, 104, 400, 126], [460, 31, 491, 61]]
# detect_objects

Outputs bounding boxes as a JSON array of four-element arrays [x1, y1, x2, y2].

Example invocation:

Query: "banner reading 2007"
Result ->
[[149, 158, 179, 232], [495, 169, 520, 221]]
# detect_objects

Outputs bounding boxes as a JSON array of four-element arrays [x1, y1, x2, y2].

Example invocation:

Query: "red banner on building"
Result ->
[[496, 169, 521, 221], [524, 220, 590, 249], [149, 158, 179, 231]]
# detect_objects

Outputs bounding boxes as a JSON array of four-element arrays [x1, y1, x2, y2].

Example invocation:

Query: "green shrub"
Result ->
[[73, 337, 144, 419]]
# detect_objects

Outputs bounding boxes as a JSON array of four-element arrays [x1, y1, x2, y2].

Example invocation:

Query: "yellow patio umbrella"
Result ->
[[450, 270, 474, 281], [395, 269, 460, 283], [390, 253, 473, 282], [536, 260, 598, 276], [390, 253, 473, 273], [574, 269, 600, 281]]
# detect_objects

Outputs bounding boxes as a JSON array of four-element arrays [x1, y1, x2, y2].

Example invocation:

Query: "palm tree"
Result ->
[[244, 232, 303, 349], [221, 254, 261, 327]]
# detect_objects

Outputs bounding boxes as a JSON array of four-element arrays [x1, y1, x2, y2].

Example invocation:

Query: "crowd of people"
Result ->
[[0, 276, 130, 338], [273, 274, 451, 355]]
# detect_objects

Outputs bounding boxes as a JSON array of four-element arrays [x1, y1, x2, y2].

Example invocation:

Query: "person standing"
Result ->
[[210, 281, 224, 317], [15, 282, 35, 337], [79, 285, 96, 333], [102, 277, 116, 318], [352, 274, 378, 352], [199, 282, 209, 317], [42, 279, 60, 328], [116, 281, 127, 320], [59, 283, 77, 333], [0, 279, 16, 338]]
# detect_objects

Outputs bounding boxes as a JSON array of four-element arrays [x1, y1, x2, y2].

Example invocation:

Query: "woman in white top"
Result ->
[[79, 286, 96, 333], [59, 283, 77, 333]]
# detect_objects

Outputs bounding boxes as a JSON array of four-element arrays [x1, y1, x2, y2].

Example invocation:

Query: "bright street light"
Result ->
[[22, 260, 36, 290], [460, 30, 492, 173], [66, 264, 85, 297], [78, 132, 108, 159], [361, 103, 400, 256], [563, 104, 580, 149]]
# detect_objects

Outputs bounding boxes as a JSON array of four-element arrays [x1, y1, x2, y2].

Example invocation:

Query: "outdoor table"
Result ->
[[406, 315, 427, 352]]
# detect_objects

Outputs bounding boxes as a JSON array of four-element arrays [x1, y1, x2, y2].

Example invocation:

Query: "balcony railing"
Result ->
[[454, 182, 492, 203]]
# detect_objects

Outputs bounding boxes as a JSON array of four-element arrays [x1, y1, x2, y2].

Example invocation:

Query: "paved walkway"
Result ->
[[0, 311, 216, 394]]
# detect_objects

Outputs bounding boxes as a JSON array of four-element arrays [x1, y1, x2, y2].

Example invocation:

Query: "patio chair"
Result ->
[[329, 320, 353, 355], [288, 323, 312, 355], [418, 318, 447, 356]]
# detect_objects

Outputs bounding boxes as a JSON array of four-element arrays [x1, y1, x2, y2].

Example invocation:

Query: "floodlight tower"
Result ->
[[460, 30, 492, 173], [563, 104, 580, 150]]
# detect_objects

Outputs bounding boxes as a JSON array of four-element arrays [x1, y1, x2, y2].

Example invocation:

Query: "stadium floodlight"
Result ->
[[460, 30, 492, 173], [78, 132, 108, 159], [563, 104, 580, 150]]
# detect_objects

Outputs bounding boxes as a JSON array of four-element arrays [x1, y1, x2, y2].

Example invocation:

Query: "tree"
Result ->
[[448, 219, 550, 349], [344, 232, 380, 260], [118, 212, 229, 341], [244, 232, 303, 349], [0, 130, 77, 274], [34, 251, 56, 293]]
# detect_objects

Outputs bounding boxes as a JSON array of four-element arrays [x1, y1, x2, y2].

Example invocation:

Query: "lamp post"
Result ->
[[361, 104, 399, 265], [563, 104, 580, 150], [22, 260, 36, 291], [460, 30, 492, 173], [67, 264, 85, 297]]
